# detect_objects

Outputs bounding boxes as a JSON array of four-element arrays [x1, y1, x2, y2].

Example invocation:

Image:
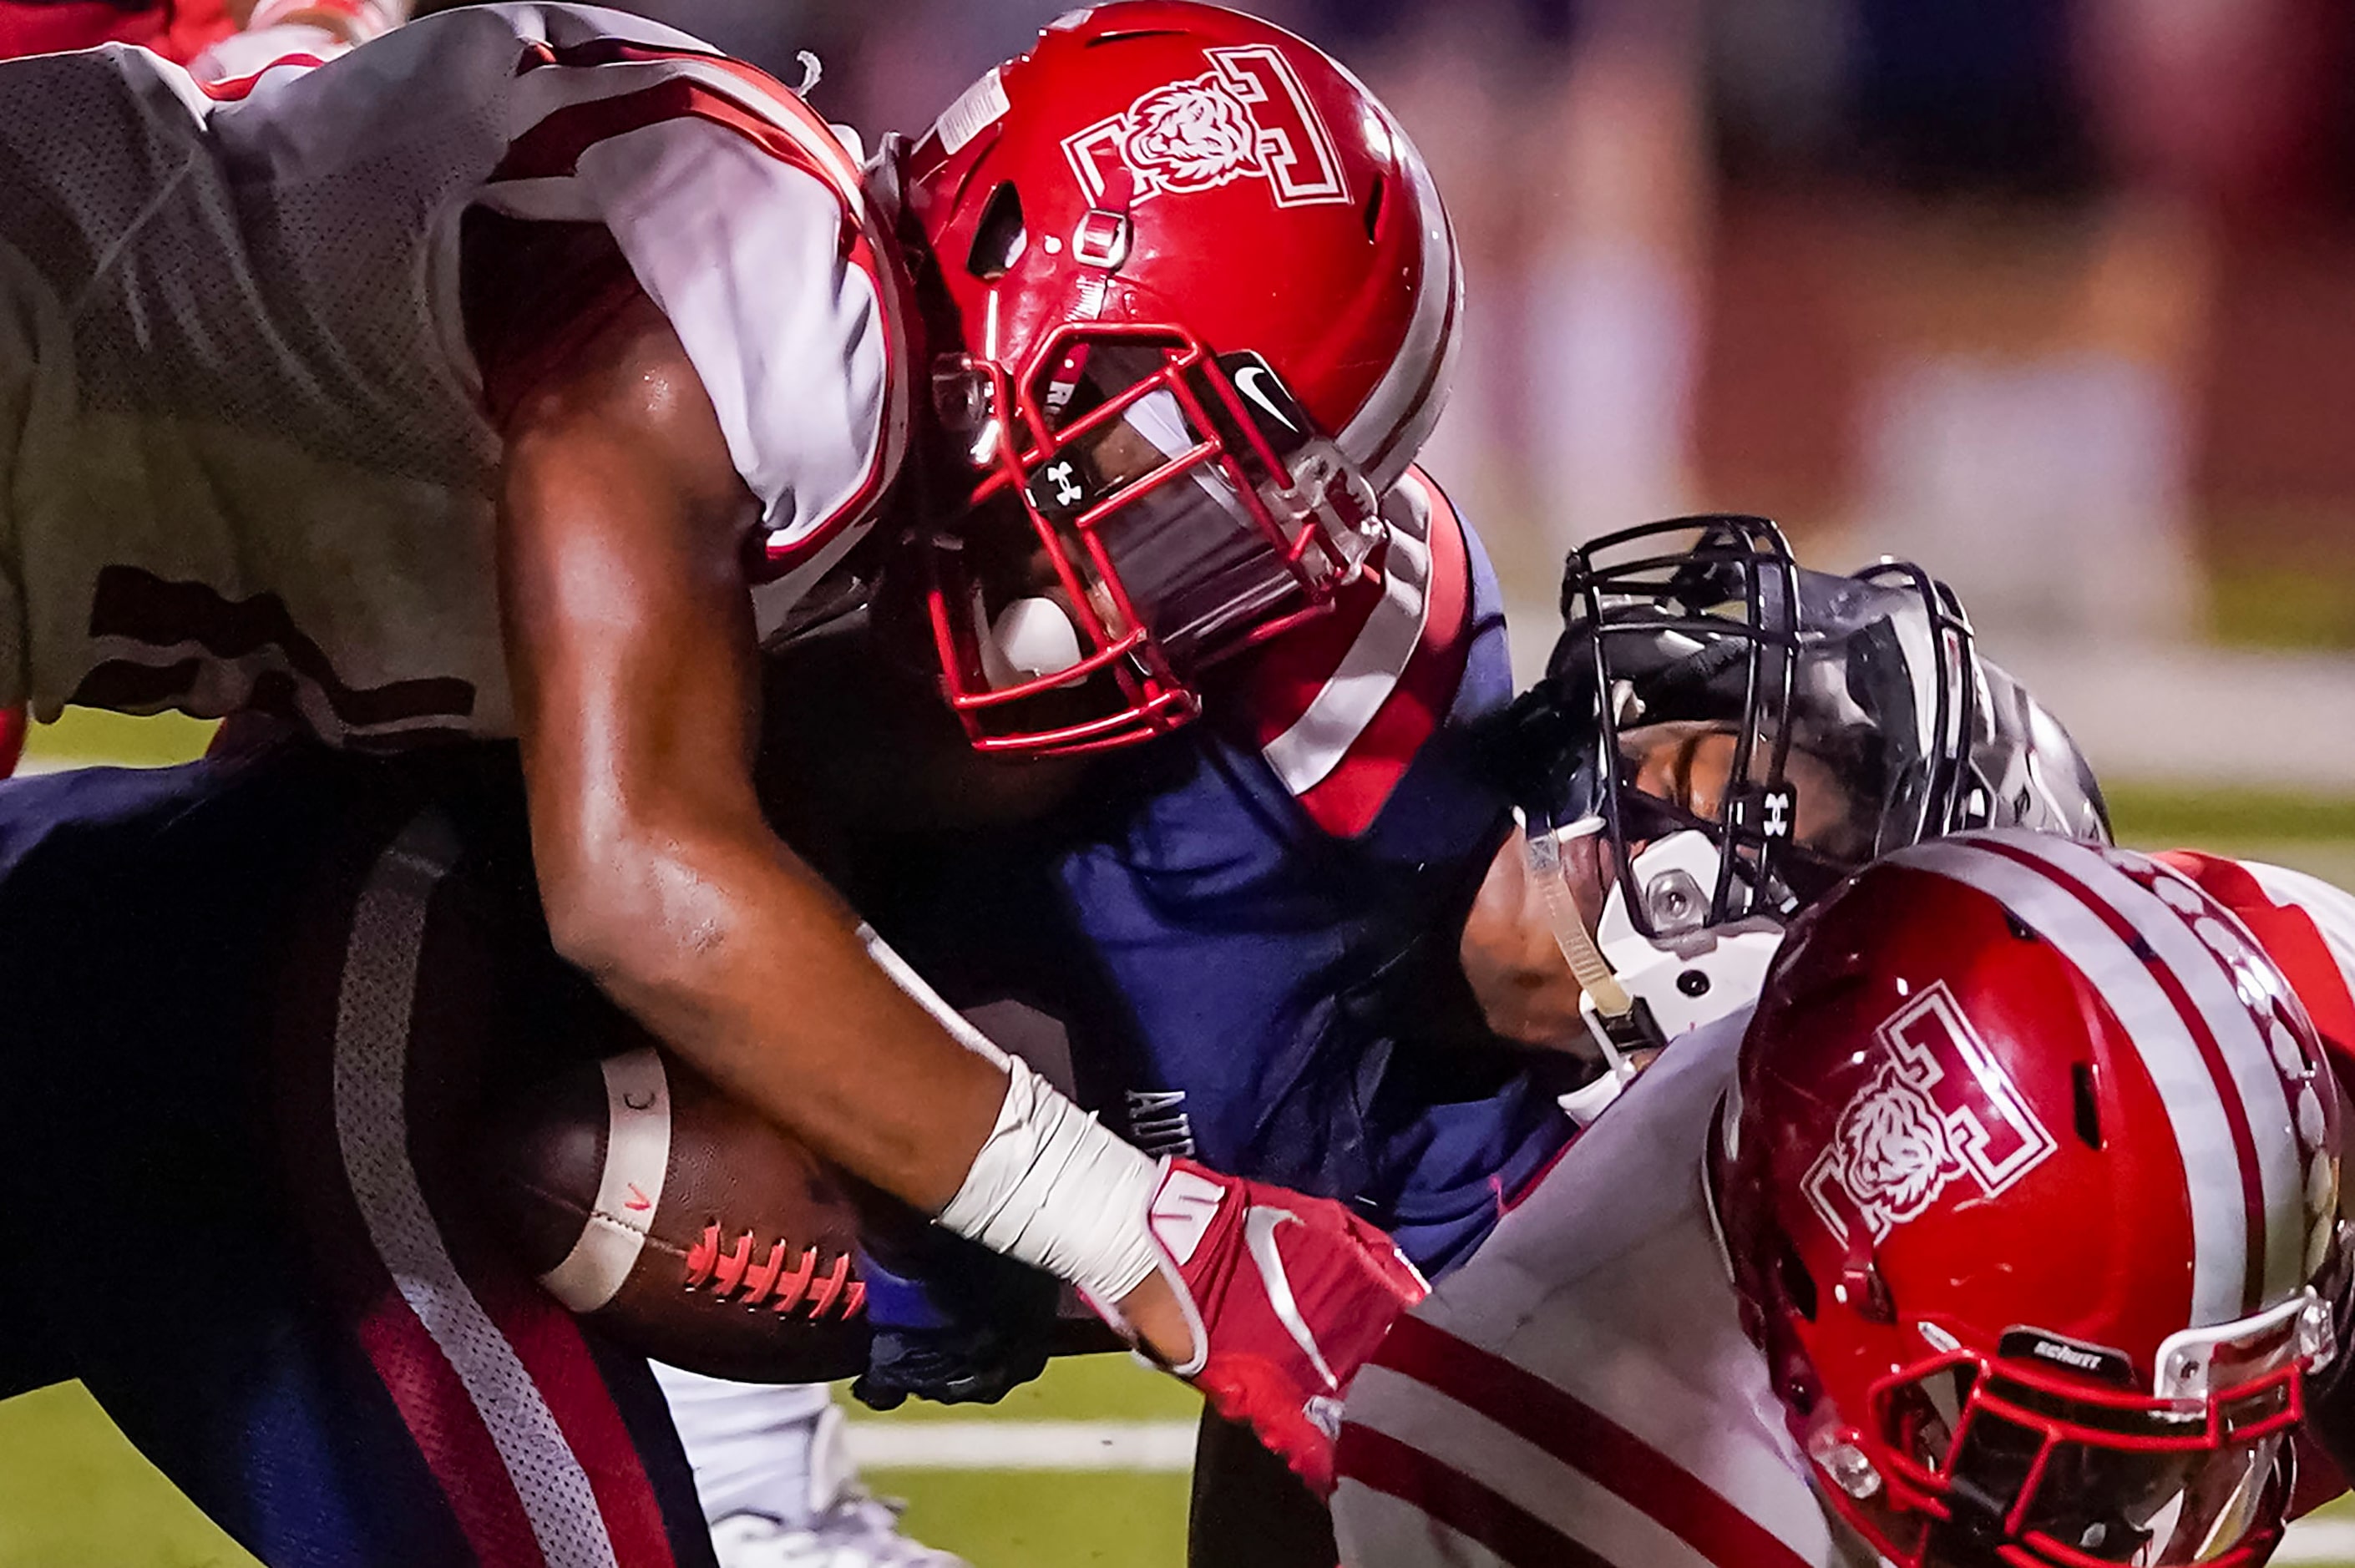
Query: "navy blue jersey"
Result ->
[[0, 751, 714, 1568], [866, 472, 1573, 1276]]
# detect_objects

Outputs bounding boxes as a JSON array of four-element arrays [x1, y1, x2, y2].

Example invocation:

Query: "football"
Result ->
[[480, 1044, 873, 1383]]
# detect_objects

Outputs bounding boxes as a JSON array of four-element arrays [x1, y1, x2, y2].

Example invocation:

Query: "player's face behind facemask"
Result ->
[[1618, 721, 1873, 868], [775, 348, 1328, 827], [1827, 1319, 2307, 1568], [1461, 517, 2112, 1065], [914, 335, 1383, 756], [1457, 726, 1871, 1062], [1550, 520, 1989, 926]]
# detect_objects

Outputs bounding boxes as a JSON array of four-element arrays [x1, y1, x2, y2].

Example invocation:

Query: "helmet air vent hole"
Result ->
[[965, 182, 1027, 281], [1778, 1237, 1819, 1323], [2003, 910, 2036, 942], [1087, 28, 1188, 45], [1362, 174, 1386, 240], [2072, 1062, 2103, 1150]]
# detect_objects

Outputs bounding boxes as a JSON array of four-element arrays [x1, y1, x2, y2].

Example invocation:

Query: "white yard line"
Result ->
[[843, 1424, 2355, 1565], [2280, 1517, 2355, 1564], [844, 1419, 1198, 1473]]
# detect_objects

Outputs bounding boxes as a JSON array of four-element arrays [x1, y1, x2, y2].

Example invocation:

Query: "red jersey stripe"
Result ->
[[1374, 1315, 1816, 1568], [1292, 473, 1473, 837], [1232, 553, 1392, 751], [274, 869, 552, 1567], [759, 220, 901, 572], [456, 1267, 681, 1568], [491, 77, 836, 190], [194, 52, 328, 101], [351, 1295, 555, 1566], [512, 41, 866, 196], [1338, 1424, 1618, 1568], [2157, 850, 2355, 1074], [1225, 466, 1476, 837]]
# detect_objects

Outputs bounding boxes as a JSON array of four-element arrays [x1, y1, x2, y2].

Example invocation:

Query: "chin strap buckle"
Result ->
[[1071, 210, 1132, 271], [1073, 165, 1137, 271], [1523, 813, 1672, 1125]]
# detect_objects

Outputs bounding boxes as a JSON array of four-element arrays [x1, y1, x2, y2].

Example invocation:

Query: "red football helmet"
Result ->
[[902, 1, 1461, 753], [1714, 831, 2344, 1567]]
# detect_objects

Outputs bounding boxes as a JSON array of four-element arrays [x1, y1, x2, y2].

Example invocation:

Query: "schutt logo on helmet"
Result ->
[[1803, 983, 2059, 1245], [1062, 46, 1352, 208]]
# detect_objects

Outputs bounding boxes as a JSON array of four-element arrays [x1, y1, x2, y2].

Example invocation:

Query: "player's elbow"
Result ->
[[538, 844, 643, 984], [532, 815, 707, 1003], [539, 863, 641, 988], [519, 753, 777, 1019]]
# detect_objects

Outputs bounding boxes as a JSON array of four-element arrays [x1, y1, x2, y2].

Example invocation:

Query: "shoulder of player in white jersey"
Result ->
[[2235, 858, 2355, 987], [0, 8, 908, 740], [1333, 1000, 1839, 1568], [2150, 849, 2355, 1064]]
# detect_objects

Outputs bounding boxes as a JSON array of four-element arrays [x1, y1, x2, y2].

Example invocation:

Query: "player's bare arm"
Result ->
[[491, 284, 1239, 1373], [494, 287, 1012, 1211]]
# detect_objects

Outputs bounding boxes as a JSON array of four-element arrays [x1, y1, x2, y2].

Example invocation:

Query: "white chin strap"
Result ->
[[973, 592, 1086, 690], [1525, 819, 1788, 1125]]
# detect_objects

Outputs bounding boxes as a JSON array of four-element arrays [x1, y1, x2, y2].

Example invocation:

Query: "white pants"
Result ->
[[651, 1366, 842, 1526]]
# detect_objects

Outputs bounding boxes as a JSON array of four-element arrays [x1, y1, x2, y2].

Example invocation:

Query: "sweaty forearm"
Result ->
[[543, 812, 1009, 1212], [545, 812, 1163, 1312]]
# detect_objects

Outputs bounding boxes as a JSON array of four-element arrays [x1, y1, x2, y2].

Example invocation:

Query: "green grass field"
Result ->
[[6, 711, 2355, 1566], [0, 1362, 1198, 1568]]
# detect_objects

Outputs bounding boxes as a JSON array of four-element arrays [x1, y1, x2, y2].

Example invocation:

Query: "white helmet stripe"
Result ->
[[1337, 106, 1461, 493], [1901, 839, 2248, 1328], [1992, 835, 2305, 1304]]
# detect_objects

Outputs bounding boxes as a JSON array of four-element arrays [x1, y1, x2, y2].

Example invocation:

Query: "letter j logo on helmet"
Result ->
[[1063, 45, 1351, 208]]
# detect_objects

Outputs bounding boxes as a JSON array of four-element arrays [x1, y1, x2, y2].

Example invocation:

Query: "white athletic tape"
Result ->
[[937, 1055, 1164, 1308], [539, 1047, 674, 1314], [859, 923, 1159, 1307]]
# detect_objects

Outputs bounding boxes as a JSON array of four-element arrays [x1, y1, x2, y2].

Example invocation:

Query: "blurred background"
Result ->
[[16, 3, 2355, 1565], [620, 0, 2355, 802], [38, 0, 2355, 800]]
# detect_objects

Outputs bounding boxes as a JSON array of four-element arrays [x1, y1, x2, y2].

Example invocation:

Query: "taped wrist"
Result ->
[[936, 1055, 1161, 1308]]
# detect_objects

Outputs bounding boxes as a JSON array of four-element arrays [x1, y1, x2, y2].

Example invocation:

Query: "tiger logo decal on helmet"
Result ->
[[1804, 983, 2060, 1246], [1064, 46, 1352, 208]]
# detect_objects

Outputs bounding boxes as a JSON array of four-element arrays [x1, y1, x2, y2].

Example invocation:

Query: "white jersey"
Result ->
[[0, 3, 908, 742], [1333, 855, 2355, 1568], [1334, 1009, 1847, 1568]]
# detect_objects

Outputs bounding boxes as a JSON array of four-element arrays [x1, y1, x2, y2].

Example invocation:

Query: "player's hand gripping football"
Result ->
[[1096, 1158, 1429, 1495]]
